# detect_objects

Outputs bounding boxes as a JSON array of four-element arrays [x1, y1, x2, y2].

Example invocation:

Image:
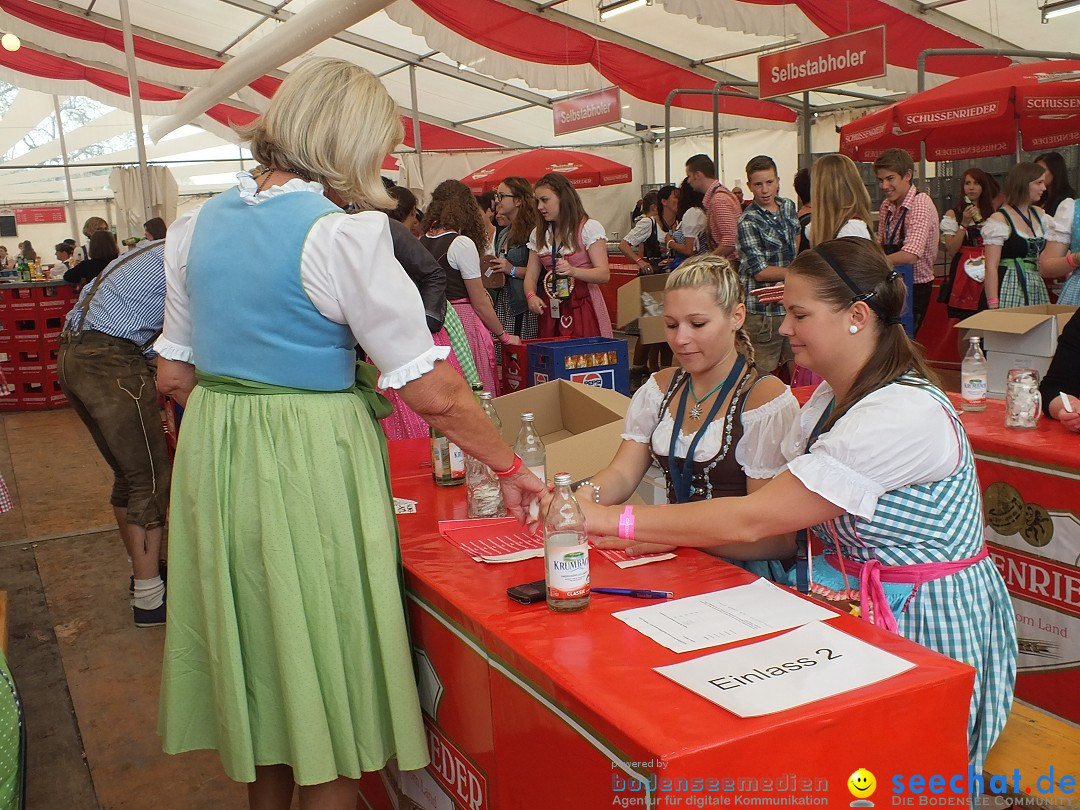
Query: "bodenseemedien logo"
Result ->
[[849, 768, 877, 807]]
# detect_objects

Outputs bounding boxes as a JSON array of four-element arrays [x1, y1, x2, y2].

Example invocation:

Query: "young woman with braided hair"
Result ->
[[586, 237, 1016, 774], [574, 253, 799, 580]]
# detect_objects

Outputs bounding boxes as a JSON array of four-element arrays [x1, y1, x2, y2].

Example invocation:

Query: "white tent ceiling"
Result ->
[[0, 0, 1076, 206]]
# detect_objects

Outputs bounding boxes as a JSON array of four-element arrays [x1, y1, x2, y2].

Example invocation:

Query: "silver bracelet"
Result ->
[[575, 480, 601, 503]]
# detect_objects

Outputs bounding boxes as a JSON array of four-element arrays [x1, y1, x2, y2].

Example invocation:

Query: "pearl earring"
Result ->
[[849, 325, 859, 335]]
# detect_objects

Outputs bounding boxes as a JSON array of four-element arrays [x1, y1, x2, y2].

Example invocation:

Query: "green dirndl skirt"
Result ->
[[158, 370, 428, 785], [999, 257, 1049, 308]]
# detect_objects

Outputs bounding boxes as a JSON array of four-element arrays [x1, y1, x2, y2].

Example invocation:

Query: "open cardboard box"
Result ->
[[957, 305, 1076, 397], [617, 273, 669, 345], [492, 380, 628, 483], [492, 379, 661, 505]]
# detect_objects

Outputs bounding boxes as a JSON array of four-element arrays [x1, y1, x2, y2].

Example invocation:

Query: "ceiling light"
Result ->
[[598, 0, 651, 22], [1, 33, 21, 52], [1042, 0, 1080, 22]]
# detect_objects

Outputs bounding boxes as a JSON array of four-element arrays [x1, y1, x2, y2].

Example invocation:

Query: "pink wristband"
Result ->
[[1067, 252, 1079, 269], [618, 505, 635, 541], [526, 291, 538, 300], [986, 297, 999, 307]]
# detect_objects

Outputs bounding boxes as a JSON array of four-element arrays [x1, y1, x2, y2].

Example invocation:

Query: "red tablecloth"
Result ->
[[951, 396, 1080, 724], [361, 439, 974, 808]]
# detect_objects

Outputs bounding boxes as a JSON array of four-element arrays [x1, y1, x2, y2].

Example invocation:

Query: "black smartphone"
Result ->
[[507, 579, 546, 605]]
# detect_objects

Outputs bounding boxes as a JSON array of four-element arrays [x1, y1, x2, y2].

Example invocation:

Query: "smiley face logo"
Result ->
[[848, 768, 877, 800]]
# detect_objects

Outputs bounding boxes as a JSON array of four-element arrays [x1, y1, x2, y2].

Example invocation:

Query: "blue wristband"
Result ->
[[510, 266, 518, 278]]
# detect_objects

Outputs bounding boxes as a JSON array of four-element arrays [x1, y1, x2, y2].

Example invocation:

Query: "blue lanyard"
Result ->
[[884, 206, 907, 247], [667, 356, 747, 503], [1012, 206, 1041, 237], [794, 399, 835, 593]]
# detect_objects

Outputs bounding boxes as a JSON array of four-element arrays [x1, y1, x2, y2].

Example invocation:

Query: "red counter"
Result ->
[[951, 396, 1080, 724], [361, 439, 975, 808]]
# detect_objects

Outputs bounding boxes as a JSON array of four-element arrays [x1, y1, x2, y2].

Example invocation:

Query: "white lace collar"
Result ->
[[236, 170, 325, 205]]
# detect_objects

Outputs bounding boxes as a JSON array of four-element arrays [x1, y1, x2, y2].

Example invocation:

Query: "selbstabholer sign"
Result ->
[[758, 27, 886, 100], [553, 87, 622, 136]]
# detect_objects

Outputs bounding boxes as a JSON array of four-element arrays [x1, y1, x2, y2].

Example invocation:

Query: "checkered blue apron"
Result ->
[[811, 378, 1016, 772]]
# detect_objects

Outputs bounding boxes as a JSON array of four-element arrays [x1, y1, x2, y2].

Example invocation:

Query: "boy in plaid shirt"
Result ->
[[736, 155, 800, 376]]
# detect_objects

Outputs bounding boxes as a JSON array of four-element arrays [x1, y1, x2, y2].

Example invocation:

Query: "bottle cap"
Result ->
[[520, 412, 535, 421], [553, 472, 572, 486]]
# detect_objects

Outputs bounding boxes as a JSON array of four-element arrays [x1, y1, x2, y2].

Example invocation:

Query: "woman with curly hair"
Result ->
[[524, 173, 613, 339], [422, 179, 519, 394]]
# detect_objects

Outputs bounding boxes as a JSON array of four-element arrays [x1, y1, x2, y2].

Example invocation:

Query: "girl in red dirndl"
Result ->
[[524, 173, 613, 339]]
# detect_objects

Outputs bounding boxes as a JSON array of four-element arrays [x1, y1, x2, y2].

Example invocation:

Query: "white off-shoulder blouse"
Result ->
[[622, 374, 799, 480], [782, 381, 962, 520]]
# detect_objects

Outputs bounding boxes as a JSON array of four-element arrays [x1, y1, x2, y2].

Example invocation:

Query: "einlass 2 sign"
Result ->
[[758, 27, 886, 100]]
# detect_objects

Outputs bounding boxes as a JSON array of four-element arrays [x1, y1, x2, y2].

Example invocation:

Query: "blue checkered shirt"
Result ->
[[64, 241, 166, 356], [737, 197, 799, 315]]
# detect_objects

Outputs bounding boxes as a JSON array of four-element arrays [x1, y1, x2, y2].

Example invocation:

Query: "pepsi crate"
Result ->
[[526, 336, 629, 395]]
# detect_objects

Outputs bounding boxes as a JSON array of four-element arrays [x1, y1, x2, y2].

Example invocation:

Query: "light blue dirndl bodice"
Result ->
[[1056, 200, 1080, 306], [791, 377, 1016, 772]]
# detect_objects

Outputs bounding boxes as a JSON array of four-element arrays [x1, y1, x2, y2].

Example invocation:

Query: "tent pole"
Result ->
[[52, 95, 80, 244], [118, 0, 154, 223], [712, 91, 719, 175], [409, 65, 424, 185], [800, 92, 812, 169]]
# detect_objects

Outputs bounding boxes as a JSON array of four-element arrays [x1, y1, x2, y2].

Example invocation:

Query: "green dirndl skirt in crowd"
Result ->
[[999, 257, 1049, 309], [158, 370, 428, 785]]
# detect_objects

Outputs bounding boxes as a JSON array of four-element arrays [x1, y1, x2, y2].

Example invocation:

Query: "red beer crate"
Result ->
[[0, 286, 38, 314], [12, 347, 45, 373], [500, 336, 574, 395], [12, 372, 48, 409]]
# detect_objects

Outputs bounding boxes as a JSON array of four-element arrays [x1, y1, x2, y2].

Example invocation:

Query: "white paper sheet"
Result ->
[[655, 622, 915, 716], [611, 579, 835, 653]]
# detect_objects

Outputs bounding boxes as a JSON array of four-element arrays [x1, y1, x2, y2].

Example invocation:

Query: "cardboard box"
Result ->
[[492, 380, 629, 483], [616, 273, 669, 345], [527, 337, 629, 395], [634, 463, 668, 506], [957, 305, 1077, 397]]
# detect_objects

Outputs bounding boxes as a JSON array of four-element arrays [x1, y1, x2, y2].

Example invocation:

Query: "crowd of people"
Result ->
[[10, 50, 1077, 809]]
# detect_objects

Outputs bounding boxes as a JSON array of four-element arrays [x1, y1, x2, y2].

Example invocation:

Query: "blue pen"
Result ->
[[592, 587, 673, 599]]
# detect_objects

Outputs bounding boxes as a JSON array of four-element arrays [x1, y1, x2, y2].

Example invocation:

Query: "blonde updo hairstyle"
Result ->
[[236, 57, 402, 210], [665, 254, 755, 366]]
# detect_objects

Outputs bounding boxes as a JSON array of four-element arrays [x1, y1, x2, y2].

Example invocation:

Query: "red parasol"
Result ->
[[840, 60, 1080, 162], [461, 149, 632, 194]]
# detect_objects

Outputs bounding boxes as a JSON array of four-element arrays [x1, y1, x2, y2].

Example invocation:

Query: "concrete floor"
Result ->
[[0, 408, 247, 809]]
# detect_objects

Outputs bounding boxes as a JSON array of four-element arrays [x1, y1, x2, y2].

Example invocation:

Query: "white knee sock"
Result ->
[[133, 577, 165, 610]]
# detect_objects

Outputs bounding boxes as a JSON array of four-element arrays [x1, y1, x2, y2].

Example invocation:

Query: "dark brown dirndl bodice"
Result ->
[[650, 367, 757, 503]]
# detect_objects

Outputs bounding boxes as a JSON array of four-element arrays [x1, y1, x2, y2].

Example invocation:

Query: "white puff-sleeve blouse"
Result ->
[[1047, 198, 1076, 245], [622, 375, 799, 480], [527, 219, 607, 255], [782, 381, 962, 520], [154, 174, 448, 390], [980, 209, 1054, 246]]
